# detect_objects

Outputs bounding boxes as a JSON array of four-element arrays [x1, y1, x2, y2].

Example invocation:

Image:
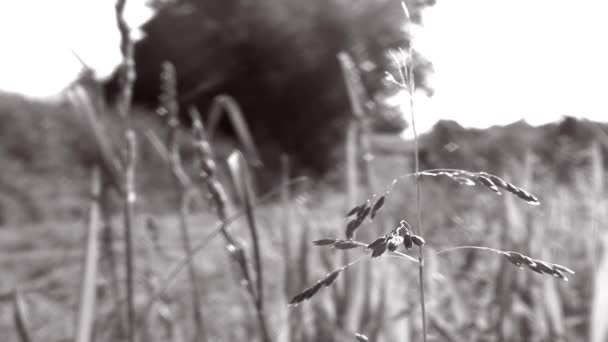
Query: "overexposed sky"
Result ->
[[404, 0, 608, 134], [0, 0, 153, 98], [0, 0, 606, 132]]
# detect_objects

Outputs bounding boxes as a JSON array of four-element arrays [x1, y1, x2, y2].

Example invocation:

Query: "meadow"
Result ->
[[1, 88, 606, 341], [1, 2, 607, 342]]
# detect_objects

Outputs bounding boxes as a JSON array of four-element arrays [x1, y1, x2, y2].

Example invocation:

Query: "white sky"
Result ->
[[400, 0, 608, 135], [0, 0, 607, 132], [0, 0, 153, 98]]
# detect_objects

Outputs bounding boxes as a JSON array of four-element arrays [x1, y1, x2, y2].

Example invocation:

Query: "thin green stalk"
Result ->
[[75, 166, 102, 342], [123, 131, 137, 342], [115, 0, 137, 340], [400, 3, 427, 339], [177, 190, 206, 342]]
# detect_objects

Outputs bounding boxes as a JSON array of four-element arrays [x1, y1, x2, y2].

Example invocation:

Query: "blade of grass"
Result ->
[[74, 166, 102, 342], [207, 95, 262, 167], [227, 151, 272, 342], [13, 288, 33, 342]]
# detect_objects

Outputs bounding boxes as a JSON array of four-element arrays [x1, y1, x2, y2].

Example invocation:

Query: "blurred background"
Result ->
[[1, 0, 607, 341]]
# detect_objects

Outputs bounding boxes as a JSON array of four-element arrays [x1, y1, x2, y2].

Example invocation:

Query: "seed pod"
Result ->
[[476, 175, 501, 194], [346, 218, 363, 240], [313, 239, 338, 246], [304, 281, 324, 300], [503, 251, 526, 267], [403, 233, 414, 250], [371, 242, 387, 258], [387, 234, 404, 252], [526, 261, 544, 274], [333, 240, 360, 250], [552, 263, 575, 275], [346, 204, 362, 217], [411, 235, 425, 247], [367, 237, 386, 250], [371, 195, 385, 219], [484, 173, 508, 189], [289, 292, 308, 305], [323, 269, 342, 286], [358, 205, 371, 222], [535, 260, 555, 274]]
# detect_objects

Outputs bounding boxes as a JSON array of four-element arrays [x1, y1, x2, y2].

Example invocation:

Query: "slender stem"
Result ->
[[115, 1, 137, 341], [406, 41, 427, 342], [239, 161, 271, 342], [123, 131, 136, 342], [75, 166, 101, 342], [436, 245, 504, 256], [178, 189, 206, 341]]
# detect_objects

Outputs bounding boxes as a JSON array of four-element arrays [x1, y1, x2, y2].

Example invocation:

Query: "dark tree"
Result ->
[[115, 0, 434, 173]]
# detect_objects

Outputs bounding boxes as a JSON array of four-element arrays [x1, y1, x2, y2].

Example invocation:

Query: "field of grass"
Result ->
[[1, 2, 607, 340], [1, 138, 606, 341]]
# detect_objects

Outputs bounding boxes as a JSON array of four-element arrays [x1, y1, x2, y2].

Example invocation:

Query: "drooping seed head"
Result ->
[[371, 242, 387, 258], [503, 251, 526, 267], [411, 235, 425, 247], [534, 260, 555, 274], [476, 175, 501, 194], [371, 195, 386, 219], [346, 204, 362, 218], [346, 218, 363, 240], [387, 234, 404, 252], [403, 234, 414, 250], [367, 236, 386, 250], [358, 204, 372, 222], [552, 263, 575, 275]]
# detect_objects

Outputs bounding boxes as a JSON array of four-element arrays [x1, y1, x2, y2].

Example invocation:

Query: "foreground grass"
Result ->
[[0, 159, 603, 342]]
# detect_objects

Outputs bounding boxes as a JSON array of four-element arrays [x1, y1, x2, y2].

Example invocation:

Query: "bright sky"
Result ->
[[0, 0, 153, 98], [0, 0, 607, 132], [401, 0, 608, 134]]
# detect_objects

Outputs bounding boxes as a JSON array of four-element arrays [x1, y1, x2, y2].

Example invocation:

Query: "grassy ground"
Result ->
[[0, 147, 604, 341]]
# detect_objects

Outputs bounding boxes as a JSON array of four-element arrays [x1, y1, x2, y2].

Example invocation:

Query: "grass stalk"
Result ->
[[227, 152, 272, 342], [13, 288, 33, 342], [398, 3, 428, 338], [74, 166, 102, 342], [177, 190, 206, 342], [123, 131, 137, 342], [163, 62, 206, 342], [114, 0, 137, 340]]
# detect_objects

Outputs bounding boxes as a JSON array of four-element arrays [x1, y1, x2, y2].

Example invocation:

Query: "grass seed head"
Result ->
[[333, 240, 360, 250], [476, 175, 501, 194], [367, 237, 387, 250], [346, 218, 364, 240], [387, 234, 404, 252], [371, 195, 386, 219], [289, 269, 343, 305], [552, 263, 575, 275], [371, 242, 387, 258], [358, 204, 371, 222], [411, 235, 425, 247], [313, 239, 338, 246], [403, 234, 414, 250], [346, 204, 362, 218]]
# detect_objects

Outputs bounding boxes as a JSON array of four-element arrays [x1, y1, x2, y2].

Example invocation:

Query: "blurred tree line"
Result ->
[[106, 0, 435, 174]]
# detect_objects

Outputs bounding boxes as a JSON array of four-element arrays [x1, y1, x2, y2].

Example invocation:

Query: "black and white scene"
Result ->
[[1, 0, 607, 341]]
